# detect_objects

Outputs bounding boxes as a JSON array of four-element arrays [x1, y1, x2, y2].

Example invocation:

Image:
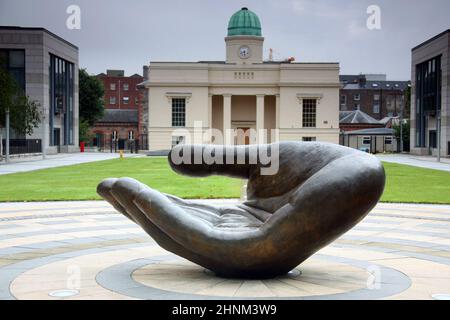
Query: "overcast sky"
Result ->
[[1, 0, 449, 80]]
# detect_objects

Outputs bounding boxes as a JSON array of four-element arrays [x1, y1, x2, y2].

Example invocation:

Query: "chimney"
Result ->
[[143, 65, 149, 80], [358, 75, 367, 87]]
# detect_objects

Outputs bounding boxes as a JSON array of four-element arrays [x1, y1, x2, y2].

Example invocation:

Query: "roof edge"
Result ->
[[0, 26, 78, 50], [412, 29, 450, 52]]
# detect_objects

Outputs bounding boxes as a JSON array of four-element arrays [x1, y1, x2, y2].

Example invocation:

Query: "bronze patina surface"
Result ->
[[97, 142, 385, 278]]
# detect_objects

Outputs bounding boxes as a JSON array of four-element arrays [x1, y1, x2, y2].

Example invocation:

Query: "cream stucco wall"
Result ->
[[345, 135, 397, 153], [146, 60, 340, 150], [225, 36, 264, 64], [148, 86, 209, 149]]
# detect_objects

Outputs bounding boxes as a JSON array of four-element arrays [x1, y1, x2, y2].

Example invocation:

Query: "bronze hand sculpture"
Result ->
[[97, 142, 385, 278]]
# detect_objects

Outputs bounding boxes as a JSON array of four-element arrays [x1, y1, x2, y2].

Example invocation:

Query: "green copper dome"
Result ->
[[227, 7, 262, 37]]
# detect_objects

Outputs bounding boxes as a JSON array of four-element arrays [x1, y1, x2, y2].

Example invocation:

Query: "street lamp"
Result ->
[[399, 88, 405, 153], [5, 108, 10, 163], [437, 109, 441, 162], [42, 112, 47, 160]]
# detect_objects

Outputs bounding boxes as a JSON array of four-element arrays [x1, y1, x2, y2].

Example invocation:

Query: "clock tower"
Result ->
[[225, 8, 264, 64]]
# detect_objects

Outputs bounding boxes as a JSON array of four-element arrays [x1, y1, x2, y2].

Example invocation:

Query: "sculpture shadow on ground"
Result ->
[[97, 142, 385, 279]]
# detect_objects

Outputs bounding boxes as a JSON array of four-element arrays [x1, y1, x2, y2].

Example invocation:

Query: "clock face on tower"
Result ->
[[239, 46, 251, 59]]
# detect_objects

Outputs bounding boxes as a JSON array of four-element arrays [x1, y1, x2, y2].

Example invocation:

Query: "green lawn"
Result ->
[[0, 157, 242, 202], [380, 162, 450, 204], [0, 157, 448, 204]]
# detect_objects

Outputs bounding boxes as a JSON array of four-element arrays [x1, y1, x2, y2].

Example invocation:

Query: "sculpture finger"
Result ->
[[108, 178, 218, 264], [109, 177, 153, 227], [168, 144, 266, 179], [97, 178, 135, 222], [134, 187, 263, 260]]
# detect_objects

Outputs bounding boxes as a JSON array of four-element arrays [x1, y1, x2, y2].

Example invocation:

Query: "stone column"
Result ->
[[208, 94, 213, 128], [208, 94, 213, 143], [256, 94, 265, 144], [275, 94, 280, 142], [223, 94, 232, 145]]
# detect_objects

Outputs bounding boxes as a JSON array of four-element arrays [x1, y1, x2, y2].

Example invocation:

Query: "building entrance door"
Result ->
[[118, 139, 125, 150], [53, 128, 60, 153], [236, 127, 250, 145], [429, 130, 437, 155]]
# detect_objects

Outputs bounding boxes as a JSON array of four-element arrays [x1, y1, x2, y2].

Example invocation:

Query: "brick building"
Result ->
[[340, 74, 410, 121], [137, 65, 149, 149], [339, 110, 384, 132], [89, 70, 145, 151]]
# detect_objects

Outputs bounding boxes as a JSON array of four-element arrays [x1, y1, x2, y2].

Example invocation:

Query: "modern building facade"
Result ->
[[411, 30, 450, 157], [90, 70, 144, 151], [142, 8, 340, 151], [340, 74, 410, 121], [0, 26, 79, 154]]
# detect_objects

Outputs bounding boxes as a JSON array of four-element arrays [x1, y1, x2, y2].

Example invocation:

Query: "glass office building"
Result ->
[[411, 30, 449, 157], [0, 26, 79, 154]]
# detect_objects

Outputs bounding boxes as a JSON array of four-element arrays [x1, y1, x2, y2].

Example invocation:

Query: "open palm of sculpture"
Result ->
[[97, 142, 385, 278]]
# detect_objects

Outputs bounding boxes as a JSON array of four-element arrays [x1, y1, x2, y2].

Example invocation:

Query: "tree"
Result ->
[[0, 65, 41, 136], [79, 119, 94, 143], [79, 69, 104, 126], [402, 85, 411, 119]]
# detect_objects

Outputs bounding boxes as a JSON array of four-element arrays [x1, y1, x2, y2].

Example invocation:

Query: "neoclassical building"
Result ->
[[143, 8, 340, 151]]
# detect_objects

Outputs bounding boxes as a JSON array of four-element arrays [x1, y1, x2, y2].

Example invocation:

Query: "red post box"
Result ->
[[80, 142, 85, 153]]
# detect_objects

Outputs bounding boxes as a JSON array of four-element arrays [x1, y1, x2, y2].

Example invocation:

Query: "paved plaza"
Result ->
[[0, 200, 450, 300], [0, 152, 143, 175], [376, 154, 450, 172]]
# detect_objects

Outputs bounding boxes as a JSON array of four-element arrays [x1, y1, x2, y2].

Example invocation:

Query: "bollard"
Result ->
[[119, 150, 124, 159]]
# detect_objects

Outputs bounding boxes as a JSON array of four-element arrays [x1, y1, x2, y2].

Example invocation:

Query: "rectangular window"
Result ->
[[355, 103, 361, 110], [362, 136, 371, 145], [171, 136, 184, 147], [302, 137, 316, 142], [340, 95, 347, 105], [354, 94, 361, 101], [110, 96, 116, 105], [110, 83, 116, 90], [373, 104, 380, 114], [135, 97, 139, 105], [123, 96, 129, 104], [123, 83, 129, 91], [172, 98, 186, 127], [0, 49, 25, 91], [384, 137, 392, 145], [302, 99, 316, 128], [9, 50, 25, 68], [374, 94, 380, 101], [128, 131, 134, 140], [415, 55, 442, 147], [49, 54, 74, 146]]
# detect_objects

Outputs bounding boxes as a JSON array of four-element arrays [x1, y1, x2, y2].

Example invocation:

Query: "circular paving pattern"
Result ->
[[1, 200, 450, 300], [103, 254, 410, 300]]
